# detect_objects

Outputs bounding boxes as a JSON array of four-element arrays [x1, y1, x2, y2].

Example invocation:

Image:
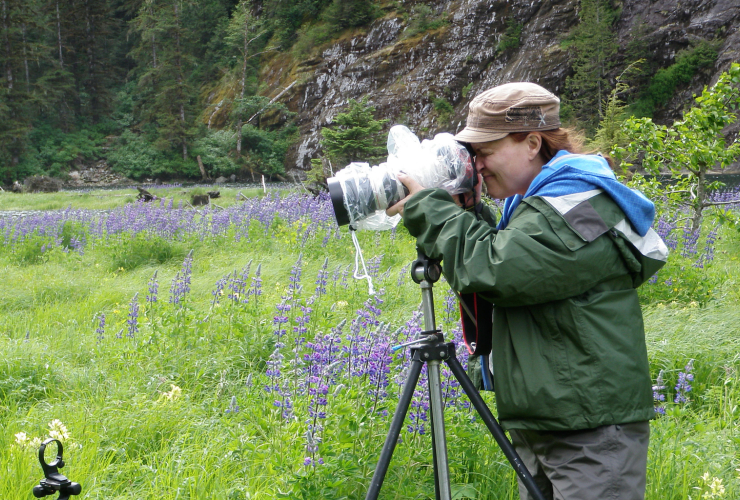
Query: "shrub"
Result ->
[[404, 4, 448, 38], [193, 130, 238, 177]]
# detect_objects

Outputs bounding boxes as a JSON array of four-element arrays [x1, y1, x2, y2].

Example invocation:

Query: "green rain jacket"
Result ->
[[403, 187, 668, 431]]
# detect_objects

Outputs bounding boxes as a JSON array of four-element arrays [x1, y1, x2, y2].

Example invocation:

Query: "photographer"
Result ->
[[386, 82, 667, 500]]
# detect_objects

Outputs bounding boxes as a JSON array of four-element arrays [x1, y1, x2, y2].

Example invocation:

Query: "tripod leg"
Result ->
[[446, 355, 548, 500], [365, 358, 424, 500], [427, 360, 452, 500]]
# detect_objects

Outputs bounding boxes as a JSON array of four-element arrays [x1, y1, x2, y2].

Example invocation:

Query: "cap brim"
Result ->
[[453, 128, 508, 144]]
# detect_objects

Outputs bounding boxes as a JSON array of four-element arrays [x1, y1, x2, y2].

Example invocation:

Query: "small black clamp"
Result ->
[[33, 439, 81, 500]]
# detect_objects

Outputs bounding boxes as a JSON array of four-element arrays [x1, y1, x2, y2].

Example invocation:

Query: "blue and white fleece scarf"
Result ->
[[497, 150, 655, 236]]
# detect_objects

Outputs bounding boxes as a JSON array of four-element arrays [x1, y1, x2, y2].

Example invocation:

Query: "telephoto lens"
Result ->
[[327, 125, 475, 230]]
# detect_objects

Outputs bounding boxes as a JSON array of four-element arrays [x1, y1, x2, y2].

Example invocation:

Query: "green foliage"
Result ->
[[323, 0, 379, 32], [630, 40, 719, 118], [320, 97, 389, 165], [588, 60, 644, 153], [616, 63, 740, 230], [107, 130, 163, 180], [496, 19, 522, 54], [432, 95, 454, 124], [564, 0, 619, 132], [404, 4, 448, 38], [1, 189, 739, 499], [241, 123, 297, 176], [193, 130, 238, 177], [23, 124, 105, 178]]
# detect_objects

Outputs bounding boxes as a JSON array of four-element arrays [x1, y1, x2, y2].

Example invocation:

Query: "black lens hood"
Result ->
[[327, 177, 350, 226]]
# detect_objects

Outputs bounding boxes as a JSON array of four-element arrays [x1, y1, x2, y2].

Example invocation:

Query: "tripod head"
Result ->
[[32, 439, 81, 500], [410, 249, 441, 284]]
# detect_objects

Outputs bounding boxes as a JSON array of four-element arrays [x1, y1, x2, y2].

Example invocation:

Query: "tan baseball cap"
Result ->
[[454, 82, 561, 144]]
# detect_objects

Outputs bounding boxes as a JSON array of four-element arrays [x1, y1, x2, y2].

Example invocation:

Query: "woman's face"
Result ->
[[471, 134, 544, 199]]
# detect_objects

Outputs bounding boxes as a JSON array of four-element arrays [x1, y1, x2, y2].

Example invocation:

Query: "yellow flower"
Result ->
[[160, 384, 182, 402]]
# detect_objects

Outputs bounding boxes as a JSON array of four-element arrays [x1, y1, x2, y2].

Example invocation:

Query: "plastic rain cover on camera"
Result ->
[[387, 125, 475, 196], [334, 162, 403, 231], [334, 126, 474, 231]]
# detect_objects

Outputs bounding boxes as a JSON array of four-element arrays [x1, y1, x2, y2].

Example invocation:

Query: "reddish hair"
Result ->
[[510, 129, 614, 168]]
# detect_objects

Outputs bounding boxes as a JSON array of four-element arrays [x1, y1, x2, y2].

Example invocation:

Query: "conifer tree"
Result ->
[[564, 0, 619, 132], [320, 97, 388, 165], [131, 0, 195, 161]]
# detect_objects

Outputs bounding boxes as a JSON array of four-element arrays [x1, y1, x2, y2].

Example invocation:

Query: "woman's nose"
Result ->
[[475, 157, 484, 172]]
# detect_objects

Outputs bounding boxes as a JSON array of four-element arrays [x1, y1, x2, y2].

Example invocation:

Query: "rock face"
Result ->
[[260, 0, 740, 176]]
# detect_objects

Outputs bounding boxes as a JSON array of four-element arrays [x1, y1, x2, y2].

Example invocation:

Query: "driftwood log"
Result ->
[[191, 194, 210, 206], [137, 187, 156, 202]]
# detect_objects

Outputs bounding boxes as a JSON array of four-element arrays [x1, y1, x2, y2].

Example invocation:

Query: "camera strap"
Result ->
[[350, 228, 376, 295], [458, 292, 493, 356]]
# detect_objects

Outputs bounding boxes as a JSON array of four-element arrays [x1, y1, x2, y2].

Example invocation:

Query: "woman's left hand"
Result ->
[[385, 173, 424, 217]]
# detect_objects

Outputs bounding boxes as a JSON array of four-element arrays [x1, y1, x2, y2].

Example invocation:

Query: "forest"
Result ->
[[0, 0, 731, 186]]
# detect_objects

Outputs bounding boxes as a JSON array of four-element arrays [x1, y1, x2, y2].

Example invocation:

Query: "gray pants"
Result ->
[[509, 421, 650, 500]]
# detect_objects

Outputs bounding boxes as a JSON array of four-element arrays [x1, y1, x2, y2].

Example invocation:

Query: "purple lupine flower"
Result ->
[[225, 395, 240, 414], [314, 257, 329, 298], [652, 369, 666, 415], [127, 293, 139, 339], [170, 250, 194, 306], [681, 223, 700, 258], [397, 264, 410, 288], [674, 359, 694, 404], [211, 272, 230, 307], [146, 270, 159, 305], [340, 264, 350, 289], [288, 254, 304, 298], [249, 263, 262, 302], [95, 313, 106, 343]]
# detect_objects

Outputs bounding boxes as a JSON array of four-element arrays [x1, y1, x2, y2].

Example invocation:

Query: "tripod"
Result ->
[[365, 251, 546, 500]]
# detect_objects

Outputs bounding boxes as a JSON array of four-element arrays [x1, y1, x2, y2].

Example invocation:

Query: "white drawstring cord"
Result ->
[[350, 228, 375, 295]]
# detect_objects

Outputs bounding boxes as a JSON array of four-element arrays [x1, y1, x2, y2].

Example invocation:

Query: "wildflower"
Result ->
[[14, 431, 28, 447], [95, 313, 105, 342], [249, 263, 262, 300], [314, 257, 329, 298], [127, 293, 139, 339], [652, 369, 666, 415], [146, 270, 159, 305], [161, 384, 182, 402], [48, 420, 70, 441], [170, 250, 194, 306], [225, 395, 240, 414], [675, 359, 694, 404]]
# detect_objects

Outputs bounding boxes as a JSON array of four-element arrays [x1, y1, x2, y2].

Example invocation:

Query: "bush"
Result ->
[[404, 4, 448, 38], [241, 123, 296, 176], [108, 130, 162, 180], [193, 130, 238, 177]]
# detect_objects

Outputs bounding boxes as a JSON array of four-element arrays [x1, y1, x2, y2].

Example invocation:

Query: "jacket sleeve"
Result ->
[[403, 188, 631, 307]]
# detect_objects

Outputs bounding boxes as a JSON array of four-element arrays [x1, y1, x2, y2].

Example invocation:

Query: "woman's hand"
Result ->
[[453, 174, 483, 210], [385, 173, 424, 217]]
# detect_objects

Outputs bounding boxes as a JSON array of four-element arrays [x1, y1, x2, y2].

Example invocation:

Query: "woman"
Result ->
[[386, 82, 668, 500]]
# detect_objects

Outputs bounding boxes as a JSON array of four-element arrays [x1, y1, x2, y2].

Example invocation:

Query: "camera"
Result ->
[[327, 125, 476, 230]]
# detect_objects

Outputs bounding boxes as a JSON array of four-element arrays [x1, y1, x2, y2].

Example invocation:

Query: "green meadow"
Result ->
[[1, 188, 738, 499]]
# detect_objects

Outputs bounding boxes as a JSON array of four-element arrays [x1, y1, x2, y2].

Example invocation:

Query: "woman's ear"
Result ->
[[526, 133, 542, 161]]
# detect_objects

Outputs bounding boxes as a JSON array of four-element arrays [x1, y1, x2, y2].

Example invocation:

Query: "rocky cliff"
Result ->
[[257, 0, 740, 176]]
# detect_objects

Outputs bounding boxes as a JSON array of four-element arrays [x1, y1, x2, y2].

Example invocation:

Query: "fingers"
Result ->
[[397, 173, 424, 195], [386, 197, 408, 217]]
